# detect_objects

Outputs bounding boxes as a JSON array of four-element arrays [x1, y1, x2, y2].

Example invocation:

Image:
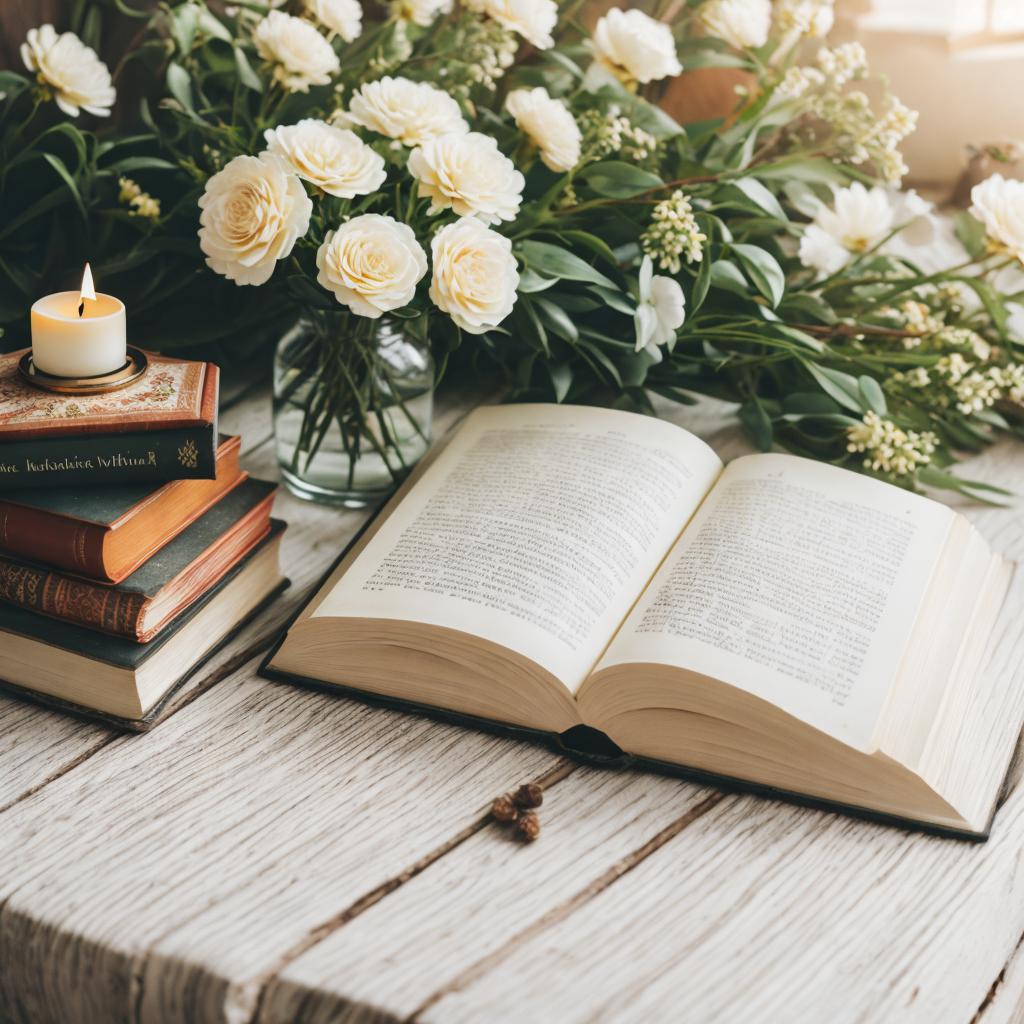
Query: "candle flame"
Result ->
[[78, 263, 96, 317]]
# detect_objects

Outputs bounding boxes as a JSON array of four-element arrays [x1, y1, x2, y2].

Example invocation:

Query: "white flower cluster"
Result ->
[[846, 411, 937, 478], [641, 191, 706, 274], [772, 43, 915, 184], [580, 109, 657, 162], [118, 177, 160, 220]]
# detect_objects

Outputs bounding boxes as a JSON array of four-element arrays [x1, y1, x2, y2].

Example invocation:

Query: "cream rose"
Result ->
[[505, 87, 581, 173], [316, 214, 428, 317], [429, 218, 519, 334], [263, 119, 386, 198], [593, 8, 682, 84], [699, 0, 771, 49], [20, 25, 115, 118], [398, 0, 452, 27], [254, 10, 341, 93], [199, 153, 312, 286], [476, 0, 558, 50], [970, 175, 1024, 263], [346, 77, 468, 146], [408, 132, 524, 224], [304, 0, 362, 41]]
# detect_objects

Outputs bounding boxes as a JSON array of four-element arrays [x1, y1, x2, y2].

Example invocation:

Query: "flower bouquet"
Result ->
[[5, 0, 1024, 504]]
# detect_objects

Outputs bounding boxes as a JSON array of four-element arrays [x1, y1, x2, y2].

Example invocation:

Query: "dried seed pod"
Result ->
[[516, 811, 541, 842], [491, 793, 519, 822], [513, 782, 543, 809]]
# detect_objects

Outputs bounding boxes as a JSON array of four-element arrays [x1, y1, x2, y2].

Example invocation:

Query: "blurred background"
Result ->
[[3, 0, 1022, 193]]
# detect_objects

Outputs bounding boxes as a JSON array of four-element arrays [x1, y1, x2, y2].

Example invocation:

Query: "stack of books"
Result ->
[[0, 350, 288, 729]]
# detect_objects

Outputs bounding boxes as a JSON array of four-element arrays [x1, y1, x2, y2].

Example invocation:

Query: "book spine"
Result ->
[[0, 507, 106, 580], [0, 426, 217, 490], [0, 557, 147, 640]]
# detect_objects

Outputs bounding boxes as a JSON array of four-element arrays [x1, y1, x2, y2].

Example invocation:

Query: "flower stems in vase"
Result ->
[[273, 311, 433, 507]]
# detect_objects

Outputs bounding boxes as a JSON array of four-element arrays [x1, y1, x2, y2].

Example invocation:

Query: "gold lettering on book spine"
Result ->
[[177, 440, 198, 469]]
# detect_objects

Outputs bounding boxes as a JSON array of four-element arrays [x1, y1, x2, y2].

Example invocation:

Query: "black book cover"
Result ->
[[0, 425, 218, 490], [259, 509, 1011, 844], [1, 434, 235, 525]]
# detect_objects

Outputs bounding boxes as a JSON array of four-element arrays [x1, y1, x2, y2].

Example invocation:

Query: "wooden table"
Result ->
[[3, 382, 1024, 1024]]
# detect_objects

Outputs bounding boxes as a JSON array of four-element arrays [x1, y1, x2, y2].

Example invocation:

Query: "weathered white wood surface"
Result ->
[[1, 383, 1023, 1024]]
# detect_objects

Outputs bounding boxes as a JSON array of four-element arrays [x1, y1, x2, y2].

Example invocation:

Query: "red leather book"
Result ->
[[0, 479, 276, 642], [0, 436, 244, 583]]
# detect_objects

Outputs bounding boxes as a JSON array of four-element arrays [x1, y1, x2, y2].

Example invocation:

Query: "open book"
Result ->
[[264, 405, 1022, 839]]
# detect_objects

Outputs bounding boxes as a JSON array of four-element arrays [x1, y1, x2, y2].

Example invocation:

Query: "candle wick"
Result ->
[[78, 301, 85, 318]]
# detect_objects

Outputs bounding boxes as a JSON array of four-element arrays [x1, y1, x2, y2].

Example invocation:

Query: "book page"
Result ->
[[314, 404, 722, 690], [596, 454, 955, 749]]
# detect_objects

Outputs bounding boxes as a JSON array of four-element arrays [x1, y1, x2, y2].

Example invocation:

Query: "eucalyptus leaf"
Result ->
[[579, 161, 662, 199], [518, 240, 617, 290], [733, 243, 785, 307]]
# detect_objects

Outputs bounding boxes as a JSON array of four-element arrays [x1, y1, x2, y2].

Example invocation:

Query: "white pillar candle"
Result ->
[[31, 289, 127, 378]]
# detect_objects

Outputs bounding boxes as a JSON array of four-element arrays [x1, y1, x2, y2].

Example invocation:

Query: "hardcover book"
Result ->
[[0, 435, 245, 582], [0, 521, 288, 728], [264, 404, 1023, 841], [0, 349, 219, 488], [0, 478, 276, 641]]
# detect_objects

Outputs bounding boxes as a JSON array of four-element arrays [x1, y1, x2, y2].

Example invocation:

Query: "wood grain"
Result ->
[[1, 384, 1024, 1024]]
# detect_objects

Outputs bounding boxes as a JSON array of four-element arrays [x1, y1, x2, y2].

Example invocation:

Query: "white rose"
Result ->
[[429, 218, 519, 334], [634, 256, 684, 362], [593, 8, 682, 85], [408, 132, 524, 224], [305, 0, 362, 41], [347, 77, 468, 146], [263, 119, 385, 198], [198, 153, 312, 286], [398, 0, 452, 27], [316, 214, 428, 317], [253, 10, 340, 93], [699, 0, 771, 49], [20, 25, 115, 118], [505, 87, 581, 173], [477, 0, 558, 50], [970, 174, 1024, 263]]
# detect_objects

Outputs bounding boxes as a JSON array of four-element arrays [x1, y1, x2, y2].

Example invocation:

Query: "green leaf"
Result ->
[[234, 46, 264, 92], [767, 324, 825, 352], [518, 240, 617, 290], [104, 156, 179, 173], [198, 8, 234, 42], [166, 62, 196, 116], [690, 254, 711, 313], [41, 153, 87, 222], [708, 259, 749, 297], [535, 298, 579, 343], [579, 161, 662, 199], [518, 268, 558, 293], [952, 275, 1009, 339], [732, 177, 787, 220], [858, 375, 887, 416], [586, 284, 635, 316], [783, 392, 842, 415], [954, 211, 987, 261], [805, 364, 865, 414], [917, 465, 1012, 503], [733, 243, 785, 307], [752, 158, 851, 186], [547, 362, 572, 402], [739, 399, 773, 451], [556, 230, 620, 269]]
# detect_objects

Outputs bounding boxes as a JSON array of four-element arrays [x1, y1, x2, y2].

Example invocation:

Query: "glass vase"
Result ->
[[273, 312, 434, 507]]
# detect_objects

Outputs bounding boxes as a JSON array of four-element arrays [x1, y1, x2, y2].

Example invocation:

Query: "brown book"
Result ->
[[0, 479, 276, 642], [0, 436, 244, 583]]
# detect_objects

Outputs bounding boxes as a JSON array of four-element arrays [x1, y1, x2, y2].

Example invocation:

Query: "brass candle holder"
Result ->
[[18, 347, 149, 395]]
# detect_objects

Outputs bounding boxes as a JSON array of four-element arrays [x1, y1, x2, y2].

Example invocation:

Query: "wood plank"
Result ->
[[258, 769, 719, 1024], [976, 933, 1024, 1024]]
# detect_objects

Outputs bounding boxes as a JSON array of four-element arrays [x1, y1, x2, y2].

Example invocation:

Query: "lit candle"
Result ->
[[31, 264, 127, 378]]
